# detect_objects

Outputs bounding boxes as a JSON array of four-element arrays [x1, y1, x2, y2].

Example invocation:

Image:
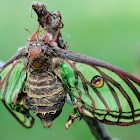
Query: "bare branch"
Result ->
[[83, 116, 118, 140], [32, 2, 67, 49]]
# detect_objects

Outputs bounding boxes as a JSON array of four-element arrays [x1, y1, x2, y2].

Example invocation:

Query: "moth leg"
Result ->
[[51, 11, 64, 28], [22, 97, 29, 110], [43, 11, 64, 46], [51, 11, 68, 49], [65, 43, 69, 50], [48, 12, 63, 46], [65, 106, 81, 130], [44, 13, 51, 43]]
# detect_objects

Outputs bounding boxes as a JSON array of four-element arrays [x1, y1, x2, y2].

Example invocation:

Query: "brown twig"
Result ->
[[32, 2, 67, 49], [83, 116, 118, 140], [31, 2, 118, 140]]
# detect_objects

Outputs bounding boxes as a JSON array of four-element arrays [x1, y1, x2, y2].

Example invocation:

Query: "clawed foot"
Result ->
[[65, 107, 81, 130]]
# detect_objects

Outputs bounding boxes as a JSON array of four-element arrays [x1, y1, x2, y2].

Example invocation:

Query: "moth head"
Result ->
[[27, 42, 45, 68], [29, 43, 44, 57]]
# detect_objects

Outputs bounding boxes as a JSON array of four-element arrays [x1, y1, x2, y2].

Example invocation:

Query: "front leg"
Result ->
[[65, 106, 81, 129]]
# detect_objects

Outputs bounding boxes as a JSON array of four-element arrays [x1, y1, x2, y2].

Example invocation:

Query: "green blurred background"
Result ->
[[1, 0, 140, 140]]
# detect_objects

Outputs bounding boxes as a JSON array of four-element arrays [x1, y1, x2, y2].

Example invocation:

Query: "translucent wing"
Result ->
[[54, 48, 140, 126], [0, 58, 26, 104], [0, 50, 34, 128], [2, 101, 34, 128]]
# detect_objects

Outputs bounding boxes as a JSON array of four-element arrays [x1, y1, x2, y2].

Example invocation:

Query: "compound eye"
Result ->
[[91, 75, 104, 88]]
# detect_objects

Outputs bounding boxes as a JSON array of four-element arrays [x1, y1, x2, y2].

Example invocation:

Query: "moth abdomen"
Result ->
[[30, 102, 65, 115], [24, 70, 66, 128]]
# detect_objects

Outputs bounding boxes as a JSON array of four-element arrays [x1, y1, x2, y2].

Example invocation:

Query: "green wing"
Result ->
[[55, 48, 140, 126], [2, 101, 34, 128], [0, 58, 26, 104], [0, 57, 34, 128]]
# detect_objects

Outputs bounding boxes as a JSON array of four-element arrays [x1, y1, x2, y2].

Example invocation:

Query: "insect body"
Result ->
[[24, 41, 66, 128], [1, 13, 140, 129]]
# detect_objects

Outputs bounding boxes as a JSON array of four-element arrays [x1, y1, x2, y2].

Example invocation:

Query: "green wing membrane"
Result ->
[[2, 101, 34, 128], [59, 58, 140, 126], [0, 59, 26, 104], [0, 58, 34, 128]]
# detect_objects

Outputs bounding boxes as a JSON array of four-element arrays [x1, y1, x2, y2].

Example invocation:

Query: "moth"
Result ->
[[1, 12, 140, 130]]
